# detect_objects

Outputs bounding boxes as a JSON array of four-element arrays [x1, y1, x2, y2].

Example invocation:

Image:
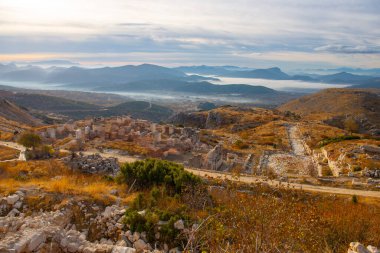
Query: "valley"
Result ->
[[0, 76, 379, 252]]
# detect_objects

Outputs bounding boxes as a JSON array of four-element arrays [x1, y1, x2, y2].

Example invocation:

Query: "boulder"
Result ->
[[133, 239, 148, 252], [174, 219, 185, 230], [112, 246, 136, 253], [28, 231, 46, 252], [6, 194, 20, 205], [367, 245, 380, 253]]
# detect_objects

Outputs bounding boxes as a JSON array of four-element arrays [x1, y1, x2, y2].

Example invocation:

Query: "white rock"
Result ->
[[15, 191, 25, 197], [132, 232, 140, 242], [350, 242, 371, 253], [169, 248, 181, 253], [60, 238, 69, 248], [174, 219, 185, 230], [367, 246, 380, 253], [83, 247, 96, 253], [112, 246, 136, 253], [133, 239, 148, 252], [115, 223, 124, 229], [67, 242, 80, 252], [13, 237, 29, 253], [28, 232, 46, 252], [116, 240, 127, 247], [13, 201, 22, 209], [6, 194, 20, 205]]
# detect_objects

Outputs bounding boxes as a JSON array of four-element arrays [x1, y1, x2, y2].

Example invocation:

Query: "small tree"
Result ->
[[17, 132, 41, 150], [344, 117, 359, 134]]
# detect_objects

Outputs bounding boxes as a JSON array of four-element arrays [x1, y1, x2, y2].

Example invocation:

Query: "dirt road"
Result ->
[[0, 141, 26, 161], [2, 141, 380, 198]]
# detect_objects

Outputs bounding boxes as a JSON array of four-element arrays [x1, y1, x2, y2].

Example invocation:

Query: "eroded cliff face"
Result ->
[[170, 106, 278, 130], [169, 112, 208, 128]]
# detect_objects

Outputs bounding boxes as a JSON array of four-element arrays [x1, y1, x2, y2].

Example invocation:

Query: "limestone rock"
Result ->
[[174, 219, 185, 230]]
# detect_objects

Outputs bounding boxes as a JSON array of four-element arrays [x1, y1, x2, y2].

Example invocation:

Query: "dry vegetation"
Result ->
[[196, 184, 380, 253], [238, 120, 291, 151], [102, 140, 149, 156], [298, 122, 349, 148], [0, 160, 133, 204], [323, 139, 380, 170], [0, 145, 19, 161]]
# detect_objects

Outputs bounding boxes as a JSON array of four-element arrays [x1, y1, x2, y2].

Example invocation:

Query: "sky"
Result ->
[[0, 0, 379, 70]]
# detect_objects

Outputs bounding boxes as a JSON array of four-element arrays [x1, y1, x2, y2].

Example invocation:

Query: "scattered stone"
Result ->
[[6, 194, 20, 205], [174, 219, 185, 230]]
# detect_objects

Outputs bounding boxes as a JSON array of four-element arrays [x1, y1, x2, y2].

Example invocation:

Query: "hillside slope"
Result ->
[[0, 99, 42, 127], [278, 88, 380, 134]]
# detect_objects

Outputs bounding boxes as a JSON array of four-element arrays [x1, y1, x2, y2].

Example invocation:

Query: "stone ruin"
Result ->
[[64, 153, 120, 176], [362, 169, 380, 178], [204, 144, 224, 171]]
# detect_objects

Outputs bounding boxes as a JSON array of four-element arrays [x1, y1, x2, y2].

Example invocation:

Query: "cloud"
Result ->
[[0, 0, 380, 68], [314, 44, 380, 54]]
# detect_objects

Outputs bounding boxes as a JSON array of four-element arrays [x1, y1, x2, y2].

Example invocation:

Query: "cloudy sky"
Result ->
[[0, 0, 379, 69]]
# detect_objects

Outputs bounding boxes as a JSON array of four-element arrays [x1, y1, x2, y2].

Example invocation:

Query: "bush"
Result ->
[[318, 135, 360, 147], [119, 159, 201, 193], [17, 132, 41, 150]]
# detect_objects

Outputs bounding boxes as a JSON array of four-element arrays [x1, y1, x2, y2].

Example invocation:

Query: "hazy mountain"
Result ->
[[95, 79, 277, 97], [174, 65, 379, 85], [174, 66, 291, 79], [316, 72, 374, 84], [350, 78, 380, 88], [0, 63, 213, 86]]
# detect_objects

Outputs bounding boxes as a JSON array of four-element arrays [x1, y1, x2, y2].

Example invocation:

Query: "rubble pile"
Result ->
[[64, 153, 120, 176], [0, 191, 188, 253], [348, 242, 379, 253]]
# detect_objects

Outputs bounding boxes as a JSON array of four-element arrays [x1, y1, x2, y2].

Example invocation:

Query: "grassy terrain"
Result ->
[[0, 157, 379, 252], [0, 145, 19, 161]]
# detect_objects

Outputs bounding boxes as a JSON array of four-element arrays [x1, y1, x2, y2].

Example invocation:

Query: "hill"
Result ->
[[0, 98, 42, 127], [0, 63, 212, 86], [278, 88, 380, 135], [60, 101, 173, 122], [96, 79, 277, 96]]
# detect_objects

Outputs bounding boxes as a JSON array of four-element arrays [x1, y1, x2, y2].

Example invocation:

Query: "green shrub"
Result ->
[[120, 159, 201, 193], [318, 135, 360, 147]]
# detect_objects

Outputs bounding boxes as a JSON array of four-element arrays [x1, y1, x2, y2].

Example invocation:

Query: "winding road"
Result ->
[[0, 141, 26, 161], [1, 141, 380, 199]]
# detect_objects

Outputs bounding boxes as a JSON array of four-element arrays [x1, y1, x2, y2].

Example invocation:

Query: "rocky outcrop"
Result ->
[[204, 144, 224, 171], [64, 153, 120, 176], [169, 112, 207, 128], [348, 242, 379, 253], [0, 190, 187, 253]]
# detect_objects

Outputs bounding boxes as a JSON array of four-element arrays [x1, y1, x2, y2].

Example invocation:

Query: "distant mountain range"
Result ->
[[1, 63, 379, 96], [94, 79, 276, 96], [0, 63, 214, 84], [175, 65, 380, 87]]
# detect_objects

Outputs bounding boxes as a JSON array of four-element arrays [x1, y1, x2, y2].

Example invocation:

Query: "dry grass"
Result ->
[[0, 160, 133, 204], [102, 140, 149, 155], [0, 131, 15, 141], [0, 145, 19, 161], [197, 184, 380, 253], [238, 121, 291, 152], [298, 122, 348, 148]]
